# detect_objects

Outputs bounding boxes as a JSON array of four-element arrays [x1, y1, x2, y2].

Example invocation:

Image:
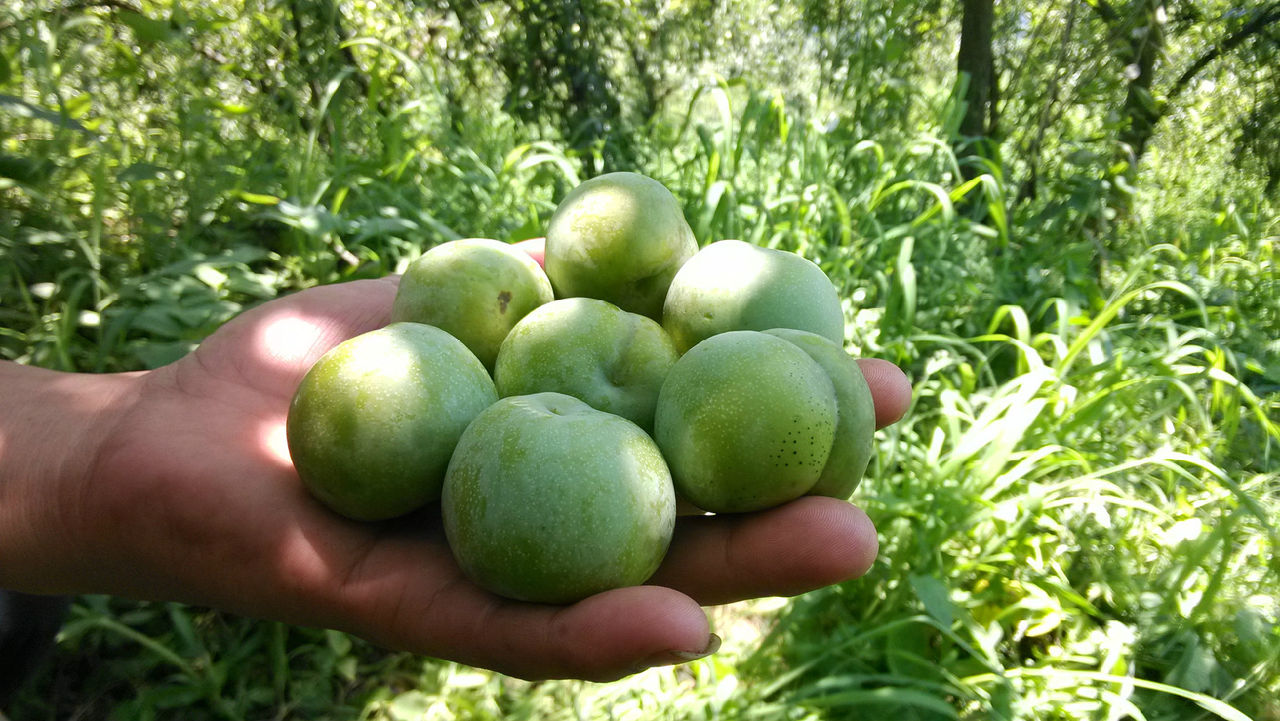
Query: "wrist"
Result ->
[[0, 361, 144, 591]]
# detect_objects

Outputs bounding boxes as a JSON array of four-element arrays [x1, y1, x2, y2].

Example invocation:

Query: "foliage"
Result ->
[[2, 0, 1278, 719]]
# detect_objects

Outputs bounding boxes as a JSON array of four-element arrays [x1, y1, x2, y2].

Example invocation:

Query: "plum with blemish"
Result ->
[[391, 238, 554, 371]]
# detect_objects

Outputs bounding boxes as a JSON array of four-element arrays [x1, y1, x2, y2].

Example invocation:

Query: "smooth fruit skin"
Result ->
[[391, 238, 554, 371], [764, 329, 875, 499], [442, 393, 676, 604], [653, 331, 839, 513], [287, 323, 498, 521], [493, 298, 679, 432], [662, 239, 845, 354], [544, 172, 698, 320]]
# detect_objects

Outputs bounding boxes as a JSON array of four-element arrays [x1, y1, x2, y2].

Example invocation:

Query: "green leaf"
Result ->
[[193, 264, 228, 290], [1165, 632, 1221, 694], [0, 153, 46, 184], [119, 10, 174, 45], [62, 92, 92, 119], [909, 574, 956, 628], [237, 190, 281, 205], [325, 629, 352, 656], [387, 690, 432, 720], [145, 684, 207, 710], [802, 686, 959, 716], [982, 668, 1255, 721], [118, 162, 168, 183], [0, 93, 90, 134]]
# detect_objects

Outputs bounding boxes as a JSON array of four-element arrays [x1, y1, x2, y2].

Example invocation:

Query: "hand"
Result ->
[[0, 275, 910, 682]]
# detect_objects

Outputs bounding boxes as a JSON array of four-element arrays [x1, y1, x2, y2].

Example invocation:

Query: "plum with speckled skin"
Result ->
[[493, 298, 679, 432], [763, 328, 876, 499], [442, 393, 676, 604], [544, 172, 698, 320], [662, 240, 845, 354], [391, 238, 554, 371], [287, 323, 498, 521], [653, 331, 840, 513]]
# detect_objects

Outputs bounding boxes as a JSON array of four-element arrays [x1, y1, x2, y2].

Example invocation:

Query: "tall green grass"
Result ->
[[751, 283, 1278, 718]]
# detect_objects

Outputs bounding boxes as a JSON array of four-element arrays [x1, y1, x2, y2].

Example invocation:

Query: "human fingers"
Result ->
[[316, 525, 714, 682], [193, 276, 401, 395], [513, 237, 546, 267], [648, 495, 878, 606], [858, 357, 911, 429], [404, 584, 713, 682]]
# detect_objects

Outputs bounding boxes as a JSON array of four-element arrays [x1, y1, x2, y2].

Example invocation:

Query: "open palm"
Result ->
[[64, 275, 902, 681]]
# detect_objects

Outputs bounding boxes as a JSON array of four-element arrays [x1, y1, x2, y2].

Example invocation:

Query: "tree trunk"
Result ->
[[956, 0, 996, 178], [1117, 0, 1165, 169]]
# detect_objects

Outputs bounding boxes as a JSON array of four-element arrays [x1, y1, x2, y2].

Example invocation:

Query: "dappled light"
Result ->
[[258, 416, 293, 473], [251, 314, 334, 374]]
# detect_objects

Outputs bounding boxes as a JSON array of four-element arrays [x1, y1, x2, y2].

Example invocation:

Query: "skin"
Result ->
[[0, 238, 912, 682], [443, 393, 675, 604], [493, 298, 679, 432]]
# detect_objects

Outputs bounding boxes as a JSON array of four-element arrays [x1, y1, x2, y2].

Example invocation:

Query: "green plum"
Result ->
[[287, 322, 498, 521], [493, 298, 679, 432], [544, 172, 698, 320], [653, 331, 839, 513], [662, 239, 845, 354], [763, 328, 875, 499], [442, 393, 676, 604], [391, 238, 554, 371]]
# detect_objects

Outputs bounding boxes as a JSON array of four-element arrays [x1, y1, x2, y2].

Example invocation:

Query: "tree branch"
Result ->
[[1167, 2, 1280, 103], [1088, 0, 1121, 25], [0, 0, 141, 32]]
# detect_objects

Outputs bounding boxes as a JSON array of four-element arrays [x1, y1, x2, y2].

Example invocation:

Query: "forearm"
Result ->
[[0, 361, 141, 591]]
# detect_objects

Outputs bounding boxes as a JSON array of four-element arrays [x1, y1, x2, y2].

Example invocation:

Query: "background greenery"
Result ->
[[2, 0, 1278, 718]]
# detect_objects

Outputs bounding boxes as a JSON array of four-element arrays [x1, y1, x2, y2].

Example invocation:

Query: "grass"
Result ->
[[3, 3, 1279, 719], [754, 280, 1280, 718]]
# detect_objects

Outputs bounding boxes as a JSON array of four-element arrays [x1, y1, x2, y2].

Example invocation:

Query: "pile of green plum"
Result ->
[[287, 172, 876, 604]]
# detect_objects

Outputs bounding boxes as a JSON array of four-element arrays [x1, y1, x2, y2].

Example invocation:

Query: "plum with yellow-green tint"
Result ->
[[391, 238, 554, 371], [662, 240, 845, 354], [653, 331, 839, 513], [442, 393, 676, 604], [764, 328, 876, 499], [544, 172, 698, 320], [493, 298, 679, 432], [287, 323, 498, 521]]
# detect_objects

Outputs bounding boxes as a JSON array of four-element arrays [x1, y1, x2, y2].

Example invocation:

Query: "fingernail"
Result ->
[[634, 633, 722, 672]]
